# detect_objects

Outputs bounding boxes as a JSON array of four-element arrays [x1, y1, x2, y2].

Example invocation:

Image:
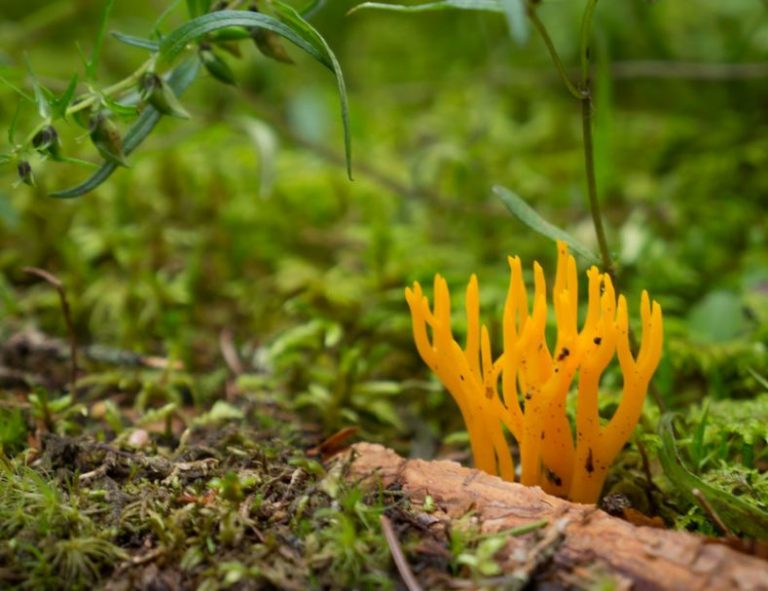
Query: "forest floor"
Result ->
[[2, 327, 768, 591]]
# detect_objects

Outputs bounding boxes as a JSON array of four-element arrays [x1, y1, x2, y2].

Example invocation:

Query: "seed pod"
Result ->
[[249, 5, 293, 64], [199, 45, 237, 85], [32, 125, 62, 159], [17, 160, 35, 186], [139, 72, 191, 119], [89, 111, 128, 167]]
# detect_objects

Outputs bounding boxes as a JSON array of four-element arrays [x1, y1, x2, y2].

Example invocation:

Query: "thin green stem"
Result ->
[[528, 1, 612, 276], [66, 57, 155, 117], [580, 95, 613, 278], [527, 8, 583, 101], [579, 0, 599, 82], [577, 0, 614, 279]]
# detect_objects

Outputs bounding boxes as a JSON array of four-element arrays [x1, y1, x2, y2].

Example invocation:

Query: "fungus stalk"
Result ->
[[405, 241, 663, 503]]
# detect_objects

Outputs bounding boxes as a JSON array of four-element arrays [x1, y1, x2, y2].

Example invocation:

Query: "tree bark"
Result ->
[[343, 442, 768, 591]]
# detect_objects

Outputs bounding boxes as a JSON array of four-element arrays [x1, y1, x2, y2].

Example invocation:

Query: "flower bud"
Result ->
[[249, 6, 293, 64], [32, 125, 62, 159], [89, 111, 128, 167], [199, 45, 236, 85], [17, 160, 35, 186], [139, 72, 191, 119]]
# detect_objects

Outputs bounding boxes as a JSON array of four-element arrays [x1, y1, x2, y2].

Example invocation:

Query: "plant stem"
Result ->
[[581, 93, 614, 278], [577, 0, 614, 277], [528, 1, 614, 277], [66, 57, 154, 117], [527, 8, 583, 101]]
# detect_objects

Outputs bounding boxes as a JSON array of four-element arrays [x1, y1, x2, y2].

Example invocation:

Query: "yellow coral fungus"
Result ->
[[404, 241, 663, 503]]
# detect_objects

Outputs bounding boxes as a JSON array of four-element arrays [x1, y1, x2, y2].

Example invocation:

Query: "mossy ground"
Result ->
[[2, 1, 768, 587]]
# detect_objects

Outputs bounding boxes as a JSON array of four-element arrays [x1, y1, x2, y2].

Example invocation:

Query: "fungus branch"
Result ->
[[405, 241, 663, 503]]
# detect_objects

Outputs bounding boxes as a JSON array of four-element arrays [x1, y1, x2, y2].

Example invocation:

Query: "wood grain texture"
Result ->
[[343, 442, 768, 591]]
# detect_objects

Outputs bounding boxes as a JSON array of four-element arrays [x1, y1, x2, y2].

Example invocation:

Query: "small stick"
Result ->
[[380, 514, 424, 591], [691, 488, 734, 538], [635, 439, 659, 514], [23, 267, 78, 396], [219, 328, 244, 375]]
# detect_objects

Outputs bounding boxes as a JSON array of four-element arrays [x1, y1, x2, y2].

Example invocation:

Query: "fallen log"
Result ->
[[342, 442, 768, 591]]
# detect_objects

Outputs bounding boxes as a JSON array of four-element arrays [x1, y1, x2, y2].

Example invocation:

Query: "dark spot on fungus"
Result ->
[[586, 448, 595, 475], [544, 467, 562, 487], [524, 391, 532, 401], [554, 368, 559, 373], [541, 432, 545, 440], [460, 375, 465, 381], [485, 386, 493, 399], [593, 337, 602, 345], [557, 347, 570, 361]]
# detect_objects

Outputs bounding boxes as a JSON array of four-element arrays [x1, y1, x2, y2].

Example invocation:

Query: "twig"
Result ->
[[219, 328, 244, 375], [635, 438, 659, 514], [380, 514, 424, 591], [23, 267, 78, 396], [692, 488, 735, 538]]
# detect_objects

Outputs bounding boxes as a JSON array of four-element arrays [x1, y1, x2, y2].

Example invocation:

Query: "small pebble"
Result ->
[[128, 429, 150, 449]]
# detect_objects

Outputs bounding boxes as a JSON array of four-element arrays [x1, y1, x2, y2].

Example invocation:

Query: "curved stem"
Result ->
[[581, 94, 613, 278], [527, 8, 583, 101], [577, 0, 614, 278], [65, 57, 155, 117]]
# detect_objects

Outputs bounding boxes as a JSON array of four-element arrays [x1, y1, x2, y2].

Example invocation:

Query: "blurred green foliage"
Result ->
[[1, 0, 767, 536]]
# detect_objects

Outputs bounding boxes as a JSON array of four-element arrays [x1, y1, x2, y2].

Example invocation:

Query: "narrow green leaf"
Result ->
[[0, 73, 34, 101], [49, 59, 199, 199], [101, 96, 140, 118], [88, 0, 116, 79], [186, 0, 212, 18], [493, 185, 599, 263], [25, 57, 51, 119], [273, 1, 352, 179], [499, 0, 528, 45], [349, 0, 505, 16], [112, 32, 161, 52], [658, 414, 768, 539], [8, 100, 22, 144], [51, 73, 79, 120], [157, 9, 351, 178], [158, 11, 328, 69], [152, 0, 184, 33], [301, 0, 327, 18]]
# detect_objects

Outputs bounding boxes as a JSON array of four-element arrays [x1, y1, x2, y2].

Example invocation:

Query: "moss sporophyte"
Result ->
[[405, 241, 663, 504]]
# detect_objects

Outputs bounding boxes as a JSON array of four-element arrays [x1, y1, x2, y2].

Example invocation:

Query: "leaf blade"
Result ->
[[494, 185, 599, 263], [112, 32, 161, 52], [499, 0, 528, 45], [349, 0, 505, 15], [157, 9, 351, 178]]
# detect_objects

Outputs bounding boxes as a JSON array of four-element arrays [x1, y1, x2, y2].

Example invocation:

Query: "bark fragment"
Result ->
[[343, 442, 768, 591]]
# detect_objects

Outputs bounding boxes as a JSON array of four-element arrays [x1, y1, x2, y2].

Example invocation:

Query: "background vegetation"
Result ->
[[1, 0, 767, 588]]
